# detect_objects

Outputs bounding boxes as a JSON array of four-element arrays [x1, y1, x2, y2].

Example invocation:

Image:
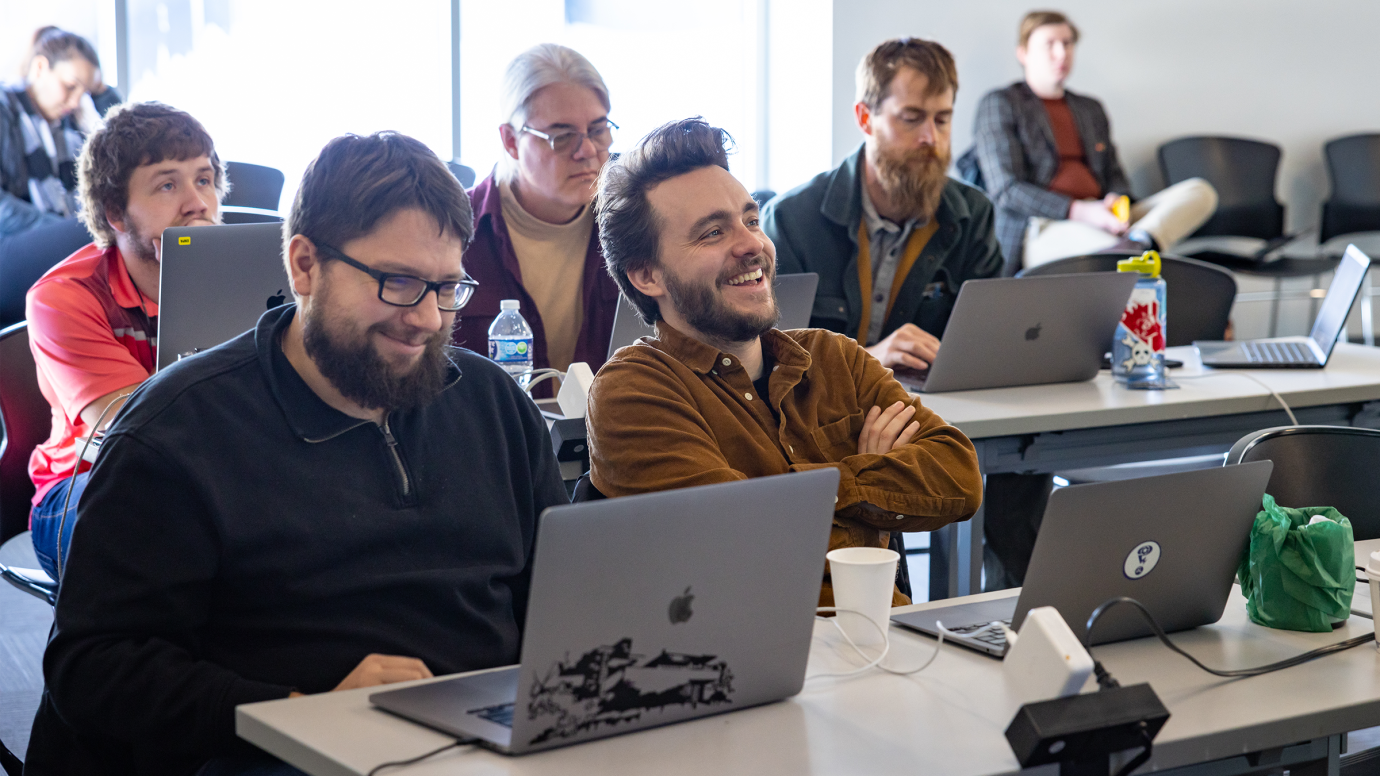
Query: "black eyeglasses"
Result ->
[[521, 119, 618, 156], [316, 244, 477, 312]]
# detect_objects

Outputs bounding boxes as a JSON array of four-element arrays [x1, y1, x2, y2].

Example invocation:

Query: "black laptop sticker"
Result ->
[[527, 637, 735, 744]]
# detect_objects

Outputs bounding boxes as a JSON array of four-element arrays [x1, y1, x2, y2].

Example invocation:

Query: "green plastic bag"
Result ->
[[1236, 494, 1354, 632]]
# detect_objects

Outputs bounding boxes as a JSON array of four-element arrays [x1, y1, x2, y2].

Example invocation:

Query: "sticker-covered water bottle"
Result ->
[[1112, 251, 1170, 390]]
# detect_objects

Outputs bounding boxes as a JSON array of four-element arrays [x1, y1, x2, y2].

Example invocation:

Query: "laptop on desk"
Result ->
[[894, 272, 1137, 393], [369, 468, 838, 755], [157, 222, 290, 371], [607, 272, 818, 360], [892, 461, 1273, 656], [1196, 244, 1371, 369]]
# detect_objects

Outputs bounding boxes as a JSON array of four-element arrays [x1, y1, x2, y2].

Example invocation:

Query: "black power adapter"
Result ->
[[1005, 683, 1170, 775]]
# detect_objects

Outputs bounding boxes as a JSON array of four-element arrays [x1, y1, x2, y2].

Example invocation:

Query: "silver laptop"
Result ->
[[369, 468, 839, 755], [607, 272, 819, 360], [1196, 244, 1371, 368], [892, 461, 1273, 656], [157, 222, 289, 371], [895, 273, 1137, 393]]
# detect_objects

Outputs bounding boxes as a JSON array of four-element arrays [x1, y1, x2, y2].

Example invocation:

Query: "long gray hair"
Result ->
[[499, 44, 610, 174]]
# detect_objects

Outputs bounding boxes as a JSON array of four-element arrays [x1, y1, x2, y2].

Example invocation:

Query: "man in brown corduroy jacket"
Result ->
[[586, 118, 983, 607]]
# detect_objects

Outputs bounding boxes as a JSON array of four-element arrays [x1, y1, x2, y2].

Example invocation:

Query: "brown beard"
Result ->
[[871, 143, 951, 223]]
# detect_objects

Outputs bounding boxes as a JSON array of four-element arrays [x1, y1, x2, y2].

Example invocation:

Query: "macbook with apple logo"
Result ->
[[157, 222, 292, 371], [368, 468, 838, 755], [893, 272, 1138, 393]]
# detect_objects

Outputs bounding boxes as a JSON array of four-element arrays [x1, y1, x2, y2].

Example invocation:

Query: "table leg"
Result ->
[[947, 491, 985, 598]]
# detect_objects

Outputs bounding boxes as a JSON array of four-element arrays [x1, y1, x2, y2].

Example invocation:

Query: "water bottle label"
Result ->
[[489, 338, 533, 363], [1118, 287, 1165, 359]]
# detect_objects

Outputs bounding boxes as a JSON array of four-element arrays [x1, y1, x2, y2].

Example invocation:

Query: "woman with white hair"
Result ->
[[454, 43, 621, 386]]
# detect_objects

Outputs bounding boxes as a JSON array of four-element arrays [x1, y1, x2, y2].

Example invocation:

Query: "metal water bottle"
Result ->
[[1112, 251, 1168, 389]]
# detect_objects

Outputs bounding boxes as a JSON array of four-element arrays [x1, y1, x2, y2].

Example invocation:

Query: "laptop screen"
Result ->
[[1309, 245, 1371, 354]]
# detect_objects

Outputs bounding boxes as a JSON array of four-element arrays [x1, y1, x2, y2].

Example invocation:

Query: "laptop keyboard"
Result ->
[[948, 619, 1011, 648], [469, 702, 515, 728], [1243, 340, 1313, 365]]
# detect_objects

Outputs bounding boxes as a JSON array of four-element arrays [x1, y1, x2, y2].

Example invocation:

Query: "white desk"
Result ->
[[921, 344, 1380, 597], [239, 589, 1380, 776]]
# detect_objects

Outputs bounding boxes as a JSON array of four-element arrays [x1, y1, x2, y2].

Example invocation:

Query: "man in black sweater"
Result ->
[[25, 132, 569, 774]]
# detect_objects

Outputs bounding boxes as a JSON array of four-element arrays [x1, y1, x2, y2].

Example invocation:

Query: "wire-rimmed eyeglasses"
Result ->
[[521, 119, 618, 155]]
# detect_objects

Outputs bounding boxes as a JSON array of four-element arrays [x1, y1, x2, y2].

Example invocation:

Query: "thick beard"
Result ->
[[872, 142, 951, 223], [300, 281, 453, 412], [664, 259, 781, 345]]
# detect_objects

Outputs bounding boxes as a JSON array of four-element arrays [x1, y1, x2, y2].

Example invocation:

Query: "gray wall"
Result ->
[[831, 0, 1380, 235]]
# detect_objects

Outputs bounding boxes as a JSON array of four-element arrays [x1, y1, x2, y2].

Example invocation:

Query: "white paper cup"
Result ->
[[1367, 552, 1380, 648], [827, 547, 899, 647]]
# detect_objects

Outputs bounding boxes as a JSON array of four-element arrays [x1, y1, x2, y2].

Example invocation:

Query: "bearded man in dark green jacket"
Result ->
[[763, 37, 1050, 596]]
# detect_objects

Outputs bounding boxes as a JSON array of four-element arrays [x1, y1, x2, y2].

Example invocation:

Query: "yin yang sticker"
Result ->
[[1124, 541, 1161, 580]]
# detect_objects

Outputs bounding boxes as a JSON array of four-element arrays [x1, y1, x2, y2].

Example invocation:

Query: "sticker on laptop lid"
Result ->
[[177, 236, 191, 245], [1124, 541, 1161, 580]]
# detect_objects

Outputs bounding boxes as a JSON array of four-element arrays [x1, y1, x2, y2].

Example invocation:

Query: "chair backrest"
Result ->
[[1226, 425, 1380, 540], [1158, 136, 1284, 240], [1320, 134, 1380, 244], [1016, 252, 1236, 345], [223, 162, 285, 211], [0, 217, 93, 329], [0, 323, 50, 543], [447, 161, 477, 188]]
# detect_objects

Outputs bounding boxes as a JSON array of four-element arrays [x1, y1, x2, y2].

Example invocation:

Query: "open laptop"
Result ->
[[895, 273, 1137, 393], [892, 461, 1273, 656], [1196, 244, 1371, 368], [369, 468, 838, 755], [157, 222, 289, 371], [607, 272, 819, 360]]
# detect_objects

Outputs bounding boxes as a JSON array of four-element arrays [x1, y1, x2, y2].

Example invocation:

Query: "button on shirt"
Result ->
[[860, 182, 926, 346]]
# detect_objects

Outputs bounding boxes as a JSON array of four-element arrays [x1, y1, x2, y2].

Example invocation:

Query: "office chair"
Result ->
[[1226, 425, 1380, 540], [1018, 251, 1236, 345], [223, 162, 285, 211], [570, 472, 914, 601], [0, 323, 59, 604], [0, 218, 94, 329], [447, 161, 477, 188], [1159, 136, 1339, 337], [1321, 134, 1380, 247], [751, 189, 777, 207]]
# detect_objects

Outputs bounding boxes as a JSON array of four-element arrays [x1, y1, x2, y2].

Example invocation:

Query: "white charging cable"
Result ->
[[807, 607, 1006, 680], [1174, 371, 1299, 426], [524, 368, 564, 395]]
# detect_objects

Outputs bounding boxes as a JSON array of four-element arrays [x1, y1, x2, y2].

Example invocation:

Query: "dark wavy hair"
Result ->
[[26, 26, 100, 74], [77, 101, 226, 248], [595, 117, 733, 324], [288, 132, 473, 263]]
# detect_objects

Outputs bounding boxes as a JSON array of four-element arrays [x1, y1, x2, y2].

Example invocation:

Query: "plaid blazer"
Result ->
[[972, 82, 1131, 272]]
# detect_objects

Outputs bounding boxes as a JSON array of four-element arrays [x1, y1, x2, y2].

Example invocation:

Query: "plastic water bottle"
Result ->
[[488, 299, 534, 390], [1112, 251, 1169, 389]]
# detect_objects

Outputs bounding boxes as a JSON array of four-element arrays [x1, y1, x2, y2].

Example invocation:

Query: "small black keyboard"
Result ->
[[1243, 340, 1313, 365]]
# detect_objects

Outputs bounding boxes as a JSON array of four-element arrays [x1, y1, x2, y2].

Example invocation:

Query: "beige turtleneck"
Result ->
[[499, 179, 593, 372]]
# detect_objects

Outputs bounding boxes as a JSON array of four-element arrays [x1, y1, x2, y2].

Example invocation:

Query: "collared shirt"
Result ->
[[859, 182, 935, 345], [586, 321, 983, 606], [26, 242, 158, 504]]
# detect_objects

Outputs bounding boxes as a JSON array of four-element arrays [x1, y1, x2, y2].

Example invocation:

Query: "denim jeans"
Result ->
[[30, 470, 89, 581]]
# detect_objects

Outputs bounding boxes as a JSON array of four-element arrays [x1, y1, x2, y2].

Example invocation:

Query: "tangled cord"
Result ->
[[807, 607, 1005, 680]]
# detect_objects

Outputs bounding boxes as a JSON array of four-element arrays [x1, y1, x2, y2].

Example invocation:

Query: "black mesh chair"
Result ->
[[570, 473, 913, 601], [1017, 252, 1236, 345], [1321, 134, 1380, 246], [0, 323, 58, 604], [1226, 425, 1380, 540]]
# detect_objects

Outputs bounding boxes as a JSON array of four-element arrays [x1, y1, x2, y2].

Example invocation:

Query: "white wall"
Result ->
[[830, 0, 1380, 236]]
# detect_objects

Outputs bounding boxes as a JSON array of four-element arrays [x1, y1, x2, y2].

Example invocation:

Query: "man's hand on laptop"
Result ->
[[858, 401, 921, 455], [331, 653, 434, 691], [867, 324, 939, 371]]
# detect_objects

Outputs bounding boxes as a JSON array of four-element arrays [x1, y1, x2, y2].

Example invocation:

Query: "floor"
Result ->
[[0, 539, 50, 760]]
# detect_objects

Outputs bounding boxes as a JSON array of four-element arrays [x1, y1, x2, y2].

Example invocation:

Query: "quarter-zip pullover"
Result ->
[[26, 305, 568, 774]]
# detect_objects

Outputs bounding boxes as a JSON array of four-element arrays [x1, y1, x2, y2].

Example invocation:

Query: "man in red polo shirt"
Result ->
[[26, 101, 223, 580]]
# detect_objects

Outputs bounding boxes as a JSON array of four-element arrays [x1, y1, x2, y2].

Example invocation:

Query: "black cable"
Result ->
[[366, 738, 473, 775], [1085, 596, 1374, 678]]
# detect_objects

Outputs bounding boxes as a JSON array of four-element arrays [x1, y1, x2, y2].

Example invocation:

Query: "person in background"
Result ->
[[588, 118, 983, 608], [25, 131, 567, 775], [456, 43, 621, 386], [25, 102, 223, 582], [971, 10, 1217, 272], [0, 26, 125, 328]]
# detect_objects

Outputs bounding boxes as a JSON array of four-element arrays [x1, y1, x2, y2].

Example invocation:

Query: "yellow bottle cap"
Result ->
[[1112, 195, 1130, 224], [1117, 250, 1162, 277]]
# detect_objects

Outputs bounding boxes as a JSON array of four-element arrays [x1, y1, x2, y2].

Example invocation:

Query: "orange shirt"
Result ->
[[26, 243, 157, 506], [1041, 97, 1102, 202]]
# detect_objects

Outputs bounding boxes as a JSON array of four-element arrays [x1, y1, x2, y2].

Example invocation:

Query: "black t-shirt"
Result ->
[[753, 353, 778, 425]]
